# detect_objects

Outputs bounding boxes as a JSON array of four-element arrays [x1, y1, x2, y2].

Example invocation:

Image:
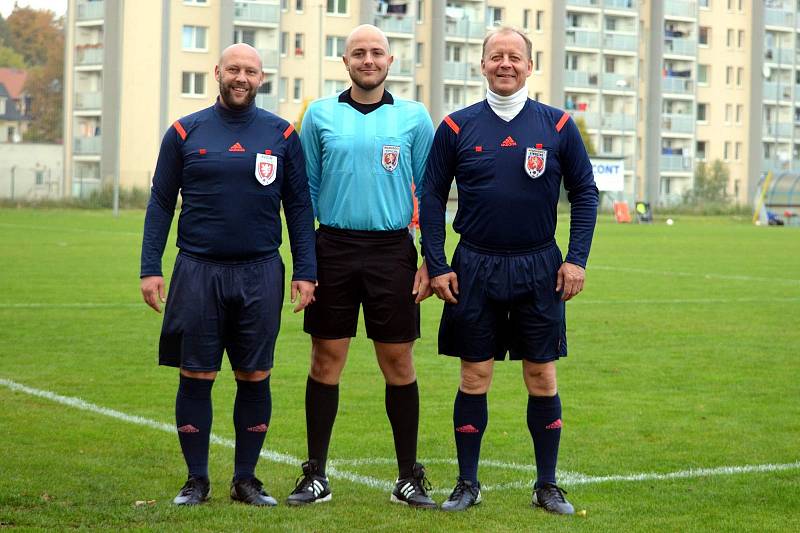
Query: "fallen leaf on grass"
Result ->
[[134, 500, 157, 507]]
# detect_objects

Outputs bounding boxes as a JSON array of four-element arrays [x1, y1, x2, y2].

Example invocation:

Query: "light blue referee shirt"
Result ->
[[300, 89, 434, 231]]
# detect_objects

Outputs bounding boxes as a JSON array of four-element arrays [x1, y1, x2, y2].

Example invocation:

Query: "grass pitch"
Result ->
[[0, 208, 798, 532]]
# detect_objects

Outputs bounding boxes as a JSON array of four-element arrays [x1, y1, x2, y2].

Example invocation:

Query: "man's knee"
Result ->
[[180, 369, 217, 381], [375, 341, 415, 385], [460, 360, 494, 394], [233, 369, 270, 381], [523, 361, 557, 396], [309, 337, 349, 384]]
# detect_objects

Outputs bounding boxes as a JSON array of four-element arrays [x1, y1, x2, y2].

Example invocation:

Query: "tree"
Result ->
[[5, 7, 62, 67], [0, 44, 26, 68], [684, 159, 730, 204], [574, 116, 596, 156]]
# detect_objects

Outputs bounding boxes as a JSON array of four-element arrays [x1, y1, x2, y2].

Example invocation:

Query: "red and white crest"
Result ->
[[525, 147, 547, 179], [382, 145, 400, 172], [255, 153, 277, 185]]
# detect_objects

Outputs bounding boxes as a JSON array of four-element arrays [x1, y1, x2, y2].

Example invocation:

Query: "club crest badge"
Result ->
[[255, 153, 277, 186], [525, 147, 547, 179], [382, 145, 400, 172]]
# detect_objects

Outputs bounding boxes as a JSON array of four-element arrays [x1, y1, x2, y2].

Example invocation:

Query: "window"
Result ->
[[696, 140, 707, 160], [605, 56, 616, 73], [486, 6, 502, 26], [699, 27, 710, 46], [736, 104, 743, 124], [296, 0, 304, 11], [184, 0, 208, 4], [0, 97, 5, 115], [725, 103, 732, 123], [726, 29, 734, 47], [35, 170, 44, 185], [523, 9, 531, 30], [415, 84, 422, 101], [295, 33, 305, 56], [736, 67, 743, 87], [606, 17, 617, 31], [326, 0, 346, 14], [535, 51, 543, 72], [697, 103, 707, 121], [536, 10, 543, 31], [726, 66, 733, 85], [416, 42, 423, 65], [325, 36, 346, 58], [182, 25, 207, 51], [735, 142, 741, 160], [279, 77, 288, 101], [724, 141, 731, 161], [323, 79, 347, 95], [281, 0, 288, 10], [698, 64, 709, 84], [234, 29, 256, 46], [602, 136, 613, 153], [726, 0, 733, 9], [699, 0, 709, 8], [738, 30, 744, 48], [181, 72, 206, 96], [293, 78, 303, 100], [446, 44, 462, 62], [416, 0, 423, 22], [280, 32, 289, 55]]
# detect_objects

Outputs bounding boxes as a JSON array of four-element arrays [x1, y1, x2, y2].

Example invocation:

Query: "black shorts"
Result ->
[[303, 225, 420, 343], [438, 241, 567, 363], [158, 251, 284, 372]]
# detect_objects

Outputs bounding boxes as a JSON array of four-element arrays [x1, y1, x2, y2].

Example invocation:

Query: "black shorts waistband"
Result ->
[[319, 224, 410, 241], [459, 238, 556, 256], [179, 250, 279, 267]]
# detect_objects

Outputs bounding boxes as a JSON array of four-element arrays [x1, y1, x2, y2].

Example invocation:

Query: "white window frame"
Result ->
[[325, 36, 346, 59], [181, 72, 207, 97], [182, 25, 208, 52], [326, 0, 348, 15]]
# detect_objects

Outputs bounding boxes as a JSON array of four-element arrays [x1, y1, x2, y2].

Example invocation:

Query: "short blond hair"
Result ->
[[482, 27, 532, 61]]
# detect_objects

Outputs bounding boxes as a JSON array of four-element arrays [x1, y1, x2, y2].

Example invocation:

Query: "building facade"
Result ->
[[63, 0, 788, 206]]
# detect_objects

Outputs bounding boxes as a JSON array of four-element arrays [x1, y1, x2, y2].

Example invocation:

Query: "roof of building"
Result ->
[[0, 68, 28, 100]]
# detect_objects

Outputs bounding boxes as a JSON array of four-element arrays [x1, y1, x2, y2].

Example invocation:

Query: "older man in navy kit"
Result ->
[[140, 43, 316, 507]]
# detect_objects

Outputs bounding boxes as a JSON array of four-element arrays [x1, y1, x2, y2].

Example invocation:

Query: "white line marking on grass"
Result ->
[[3, 378, 798, 493], [0, 302, 301, 310], [574, 297, 800, 305], [592, 265, 800, 285], [0, 378, 391, 491], [0, 222, 142, 237]]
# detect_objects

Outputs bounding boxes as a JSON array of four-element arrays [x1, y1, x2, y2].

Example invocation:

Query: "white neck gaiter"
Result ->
[[486, 85, 529, 122]]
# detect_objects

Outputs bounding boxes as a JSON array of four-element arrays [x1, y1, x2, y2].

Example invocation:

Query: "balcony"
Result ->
[[565, 28, 600, 48], [604, 33, 637, 52], [570, 111, 600, 129], [74, 136, 102, 155], [234, 2, 280, 25], [74, 91, 102, 111], [76, 0, 104, 21], [604, 0, 636, 11], [390, 58, 414, 77], [764, 47, 794, 64], [257, 48, 279, 69], [661, 153, 693, 172], [75, 46, 103, 66], [765, 8, 793, 28], [763, 82, 793, 101], [662, 113, 694, 134], [567, 0, 599, 6], [664, 0, 696, 19], [662, 76, 694, 95], [443, 61, 483, 82], [255, 94, 277, 111], [602, 73, 635, 91], [664, 37, 696, 56], [601, 113, 636, 130], [444, 18, 485, 40], [763, 122, 793, 139], [375, 15, 414, 35], [565, 70, 599, 89]]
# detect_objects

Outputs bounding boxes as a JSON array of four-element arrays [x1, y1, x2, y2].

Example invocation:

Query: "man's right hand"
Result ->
[[431, 272, 459, 304], [141, 276, 166, 313]]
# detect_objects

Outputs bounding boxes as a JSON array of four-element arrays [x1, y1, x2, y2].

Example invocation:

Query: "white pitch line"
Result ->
[[0, 377, 390, 491], [591, 265, 800, 285], [572, 297, 800, 305], [0, 222, 142, 237], [2, 378, 798, 493], [0, 302, 300, 309]]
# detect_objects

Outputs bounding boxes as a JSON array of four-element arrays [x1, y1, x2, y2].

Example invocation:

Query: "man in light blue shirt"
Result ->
[[286, 24, 436, 509]]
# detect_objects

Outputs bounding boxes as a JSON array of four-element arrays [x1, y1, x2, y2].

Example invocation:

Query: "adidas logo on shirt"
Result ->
[[229, 142, 245, 152], [500, 136, 517, 147]]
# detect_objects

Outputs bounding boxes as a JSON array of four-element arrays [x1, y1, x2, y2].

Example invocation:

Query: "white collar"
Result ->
[[486, 85, 529, 121]]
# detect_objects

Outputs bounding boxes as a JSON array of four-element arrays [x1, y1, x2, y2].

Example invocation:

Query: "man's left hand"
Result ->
[[556, 262, 585, 302], [413, 259, 433, 303], [291, 280, 316, 313]]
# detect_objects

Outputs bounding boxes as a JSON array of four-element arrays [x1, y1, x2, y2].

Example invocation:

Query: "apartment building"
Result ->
[[63, 0, 784, 206]]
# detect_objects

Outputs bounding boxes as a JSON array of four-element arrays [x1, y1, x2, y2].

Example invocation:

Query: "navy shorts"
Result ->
[[438, 241, 567, 363], [159, 251, 284, 372], [303, 225, 420, 343]]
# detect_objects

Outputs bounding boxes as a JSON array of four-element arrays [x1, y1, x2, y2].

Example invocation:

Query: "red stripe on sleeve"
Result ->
[[555, 112, 570, 133], [443, 115, 460, 135], [283, 124, 295, 139], [173, 120, 187, 140]]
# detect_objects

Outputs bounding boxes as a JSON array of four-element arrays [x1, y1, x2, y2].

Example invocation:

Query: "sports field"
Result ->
[[1, 208, 798, 531]]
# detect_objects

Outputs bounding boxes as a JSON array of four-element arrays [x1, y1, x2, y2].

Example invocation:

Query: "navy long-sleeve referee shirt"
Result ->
[[140, 99, 316, 281]]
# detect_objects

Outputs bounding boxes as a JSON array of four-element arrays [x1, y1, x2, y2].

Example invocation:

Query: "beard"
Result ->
[[218, 79, 257, 109], [350, 69, 388, 92]]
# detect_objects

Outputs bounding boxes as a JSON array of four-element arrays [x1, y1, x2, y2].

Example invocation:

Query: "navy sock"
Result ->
[[175, 374, 214, 479], [305, 375, 339, 476], [528, 394, 562, 487], [453, 389, 488, 484], [233, 376, 272, 481], [385, 381, 419, 479]]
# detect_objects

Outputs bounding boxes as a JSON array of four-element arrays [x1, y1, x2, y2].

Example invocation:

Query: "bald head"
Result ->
[[345, 24, 390, 55], [219, 43, 263, 70]]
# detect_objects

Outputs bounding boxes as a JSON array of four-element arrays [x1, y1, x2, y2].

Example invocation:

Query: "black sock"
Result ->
[[233, 377, 271, 481], [305, 375, 339, 476], [385, 381, 419, 479], [175, 374, 214, 479], [528, 394, 562, 488], [453, 389, 488, 484]]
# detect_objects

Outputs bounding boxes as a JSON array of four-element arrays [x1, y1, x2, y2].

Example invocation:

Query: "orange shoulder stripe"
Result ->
[[555, 112, 570, 133], [283, 124, 295, 139], [443, 115, 460, 135], [173, 120, 187, 141]]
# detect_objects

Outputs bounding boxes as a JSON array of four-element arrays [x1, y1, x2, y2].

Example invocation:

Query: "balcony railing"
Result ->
[[763, 82, 793, 101], [570, 111, 600, 129], [604, 33, 637, 52], [234, 2, 280, 24], [601, 113, 636, 130], [661, 154, 693, 171], [443, 61, 483, 82], [604, 0, 636, 11], [75, 46, 103, 66], [74, 136, 102, 155], [664, 0, 696, 19], [602, 73, 635, 91], [375, 15, 414, 35], [565, 28, 600, 48], [664, 37, 697, 56], [765, 7, 793, 28], [255, 94, 277, 111], [566, 0, 599, 7], [76, 0, 104, 21], [444, 18, 485, 39], [257, 48, 279, 69], [662, 113, 694, 134], [391, 58, 414, 77], [565, 70, 599, 89], [763, 122, 793, 138], [74, 91, 102, 111], [764, 47, 794, 64], [662, 76, 694, 94]]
